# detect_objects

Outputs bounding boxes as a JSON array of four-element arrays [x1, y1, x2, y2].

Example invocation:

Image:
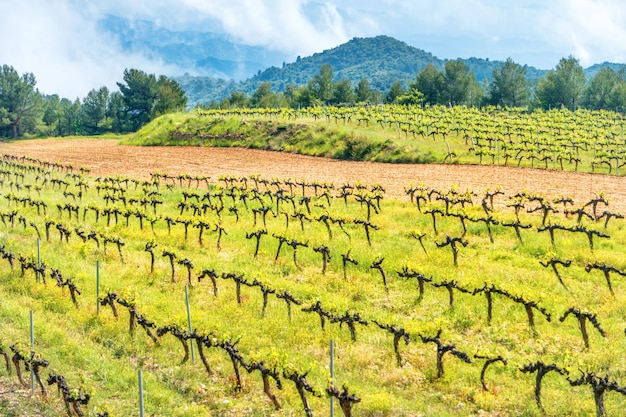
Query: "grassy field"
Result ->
[[0, 144, 625, 416]]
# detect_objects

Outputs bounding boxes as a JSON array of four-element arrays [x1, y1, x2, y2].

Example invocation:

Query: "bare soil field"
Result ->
[[2, 138, 625, 211]]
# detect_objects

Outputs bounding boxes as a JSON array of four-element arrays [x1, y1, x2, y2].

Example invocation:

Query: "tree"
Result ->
[[368, 89, 384, 104], [290, 85, 319, 108], [583, 67, 620, 110], [311, 63, 334, 103], [283, 84, 299, 107], [249, 81, 273, 108], [331, 78, 354, 104], [536, 56, 586, 110], [396, 86, 425, 106], [0, 65, 42, 138], [59, 98, 82, 136], [490, 58, 530, 107], [82, 87, 109, 134], [154, 75, 187, 116], [415, 64, 445, 105], [219, 91, 248, 109], [385, 81, 404, 104], [443, 59, 478, 106], [247, 82, 287, 108], [607, 72, 626, 112], [42, 95, 61, 136], [116, 69, 185, 131], [43, 94, 83, 136], [473, 78, 489, 107], [355, 78, 372, 103], [107, 91, 129, 133], [117, 68, 158, 130]]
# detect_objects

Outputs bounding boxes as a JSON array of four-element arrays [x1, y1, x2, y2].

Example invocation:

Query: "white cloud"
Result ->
[[540, 0, 626, 67], [2, 0, 626, 100], [175, 0, 352, 56], [0, 0, 182, 98]]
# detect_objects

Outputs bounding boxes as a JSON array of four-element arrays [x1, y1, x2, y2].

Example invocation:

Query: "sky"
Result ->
[[2, 0, 626, 98]]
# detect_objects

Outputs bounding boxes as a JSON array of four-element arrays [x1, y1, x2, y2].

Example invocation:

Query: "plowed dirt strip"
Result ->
[[1, 138, 625, 211]]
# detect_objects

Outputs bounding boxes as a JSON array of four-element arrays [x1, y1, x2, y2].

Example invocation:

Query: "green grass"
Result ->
[[122, 112, 443, 164], [0, 155, 625, 416]]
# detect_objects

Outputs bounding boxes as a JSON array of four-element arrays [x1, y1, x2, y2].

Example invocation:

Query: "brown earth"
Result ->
[[0, 378, 63, 416], [1, 138, 625, 211]]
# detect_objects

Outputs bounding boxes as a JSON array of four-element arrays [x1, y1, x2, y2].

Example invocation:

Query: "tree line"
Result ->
[[3, 55, 626, 139], [213, 57, 626, 113], [0, 66, 187, 138]]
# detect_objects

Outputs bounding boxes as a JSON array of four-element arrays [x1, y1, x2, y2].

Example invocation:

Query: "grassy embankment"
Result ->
[[122, 106, 626, 176], [122, 112, 448, 164]]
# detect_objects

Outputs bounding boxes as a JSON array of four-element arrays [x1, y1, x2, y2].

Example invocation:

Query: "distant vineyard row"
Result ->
[[185, 105, 626, 173]]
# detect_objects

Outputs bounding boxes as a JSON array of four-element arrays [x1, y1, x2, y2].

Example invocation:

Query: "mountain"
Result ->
[[249, 35, 441, 92], [248, 36, 550, 90], [174, 35, 551, 105], [98, 15, 289, 80], [98, 18, 625, 106], [584, 62, 626, 79]]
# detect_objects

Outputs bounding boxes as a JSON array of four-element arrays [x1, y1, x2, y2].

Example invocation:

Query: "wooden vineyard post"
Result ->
[[185, 285, 196, 364]]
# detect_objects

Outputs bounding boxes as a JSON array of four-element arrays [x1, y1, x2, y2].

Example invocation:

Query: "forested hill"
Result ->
[[175, 35, 548, 105], [249, 35, 547, 89], [251, 35, 443, 91]]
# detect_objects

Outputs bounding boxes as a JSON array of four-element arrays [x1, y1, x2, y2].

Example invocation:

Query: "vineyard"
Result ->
[[0, 136, 625, 416], [127, 105, 626, 177]]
